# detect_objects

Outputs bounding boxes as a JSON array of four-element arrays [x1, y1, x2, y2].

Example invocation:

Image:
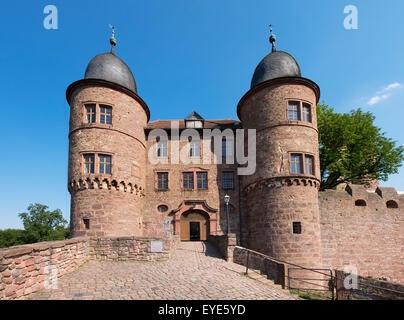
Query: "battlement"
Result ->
[[319, 184, 403, 212], [68, 177, 144, 196]]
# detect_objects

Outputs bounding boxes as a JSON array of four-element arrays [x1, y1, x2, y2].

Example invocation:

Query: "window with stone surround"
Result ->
[[84, 154, 95, 174], [183, 172, 194, 190], [157, 141, 168, 157], [99, 155, 111, 174], [100, 105, 112, 124], [83, 153, 112, 175], [302, 103, 311, 122], [287, 100, 313, 123], [85, 104, 96, 123], [290, 153, 315, 176], [189, 140, 200, 157], [222, 171, 234, 190], [304, 155, 314, 175], [157, 172, 169, 190], [290, 154, 302, 174], [222, 139, 233, 157], [197, 172, 208, 190], [288, 102, 300, 120]]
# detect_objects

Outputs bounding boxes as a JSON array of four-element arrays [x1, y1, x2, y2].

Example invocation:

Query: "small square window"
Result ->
[[83, 219, 90, 230], [292, 222, 302, 234]]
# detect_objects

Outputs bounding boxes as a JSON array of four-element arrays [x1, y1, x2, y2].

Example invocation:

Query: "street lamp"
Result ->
[[224, 194, 231, 234]]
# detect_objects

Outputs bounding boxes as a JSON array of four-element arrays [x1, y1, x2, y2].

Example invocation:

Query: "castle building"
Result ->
[[66, 30, 403, 281]]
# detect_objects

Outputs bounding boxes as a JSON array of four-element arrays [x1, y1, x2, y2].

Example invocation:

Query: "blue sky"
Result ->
[[0, 0, 403, 229]]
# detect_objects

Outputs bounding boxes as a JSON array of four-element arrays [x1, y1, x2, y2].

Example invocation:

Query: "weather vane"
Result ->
[[109, 24, 117, 53], [269, 24, 276, 52]]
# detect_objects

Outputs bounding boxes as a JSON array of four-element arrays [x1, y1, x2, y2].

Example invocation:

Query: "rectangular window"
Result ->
[[305, 155, 314, 175], [183, 172, 194, 190], [222, 140, 233, 157], [99, 155, 111, 174], [292, 222, 302, 234], [288, 102, 300, 121], [100, 105, 112, 125], [290, 154, 302, 174], [222, 172, 234, 190], [157, 172, 169, 190], [83, 219, 90, 230], [189, 141, 200, 157], [197, 172, 208, 190], [302, 104, 311, 122], [85, 104, 96, 123], [157, 141, 168, 157], [84, 154, 95, 174]]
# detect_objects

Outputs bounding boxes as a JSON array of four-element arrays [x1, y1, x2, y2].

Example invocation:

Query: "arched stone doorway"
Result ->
[[180, 210, 210, 241], [172, 200, 218, 241]]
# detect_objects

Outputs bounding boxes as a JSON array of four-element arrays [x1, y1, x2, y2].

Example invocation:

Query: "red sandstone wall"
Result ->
[[68, 85, 147, 237], [0, 238, 88, 300], [238, 81, 323, 270], [143, 137, 242, 240], [319, 185, 404, 284]]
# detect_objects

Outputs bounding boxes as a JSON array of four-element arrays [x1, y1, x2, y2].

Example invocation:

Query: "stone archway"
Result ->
[[172, 200, 218, 240]]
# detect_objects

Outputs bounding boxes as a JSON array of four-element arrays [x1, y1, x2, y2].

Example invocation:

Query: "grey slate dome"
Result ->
[[250, 51, 301, 88], [84, 52, 137, 94]]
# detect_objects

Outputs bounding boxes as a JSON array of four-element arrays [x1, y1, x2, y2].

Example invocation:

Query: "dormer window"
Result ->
[[184, 111, 204, 128]]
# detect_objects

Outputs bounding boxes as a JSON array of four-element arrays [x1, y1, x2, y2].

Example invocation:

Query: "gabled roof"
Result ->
[[145, 119, 241, 130], [184, 111, 204, 121]]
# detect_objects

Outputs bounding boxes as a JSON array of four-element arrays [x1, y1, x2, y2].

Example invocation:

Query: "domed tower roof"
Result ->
[[83, 26, 137, 94], [84, 52, 137, 94], [250, 26, 301, 88]]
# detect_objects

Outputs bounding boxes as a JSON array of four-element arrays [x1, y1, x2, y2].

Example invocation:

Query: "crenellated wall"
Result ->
[[319, 184, 404, 284]]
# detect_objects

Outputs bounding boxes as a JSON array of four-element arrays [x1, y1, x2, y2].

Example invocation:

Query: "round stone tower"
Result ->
[[237, 29, 323, 269], [66, 33, 150, 237]]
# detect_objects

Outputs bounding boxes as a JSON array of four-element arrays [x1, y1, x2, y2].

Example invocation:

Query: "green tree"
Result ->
[[0, 229, 28, 248], [317, 103, 404, 190], [18, 203, 69, 243]]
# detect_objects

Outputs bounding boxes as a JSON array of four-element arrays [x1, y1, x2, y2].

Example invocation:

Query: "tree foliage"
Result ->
[[317, 103, 404, 190], [0, 204, 69, 248]]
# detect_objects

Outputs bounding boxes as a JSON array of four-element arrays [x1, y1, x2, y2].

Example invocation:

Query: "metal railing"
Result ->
[[236, 246, 404, 300]]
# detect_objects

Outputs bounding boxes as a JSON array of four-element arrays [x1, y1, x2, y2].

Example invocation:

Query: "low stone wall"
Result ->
[[0, 234, 180, 300], [89, 234, 180, 261], [0, 237, 89, 300], [233, 246, 286, 288], [335, 270, 404, 300], [208, 233, 237, 261]]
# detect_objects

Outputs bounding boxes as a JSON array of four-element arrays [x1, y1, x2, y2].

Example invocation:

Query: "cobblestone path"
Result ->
[[30, 241, 298, 300]]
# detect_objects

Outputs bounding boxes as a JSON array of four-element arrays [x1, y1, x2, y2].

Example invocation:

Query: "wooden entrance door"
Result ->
[[180, 211, 208, 241]]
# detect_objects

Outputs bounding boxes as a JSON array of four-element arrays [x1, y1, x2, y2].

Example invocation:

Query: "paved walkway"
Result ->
[[29, 241, 298, 300]]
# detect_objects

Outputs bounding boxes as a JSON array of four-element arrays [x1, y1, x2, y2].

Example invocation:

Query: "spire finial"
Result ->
[[269, 24, 276, 52], [109, 24, 117, 53]]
